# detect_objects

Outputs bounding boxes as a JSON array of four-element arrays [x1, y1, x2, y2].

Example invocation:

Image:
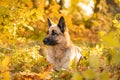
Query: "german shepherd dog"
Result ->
[[43, 16, 82, 70]]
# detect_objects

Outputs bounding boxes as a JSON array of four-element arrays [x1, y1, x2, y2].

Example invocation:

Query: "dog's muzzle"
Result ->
[[43, 38, 49, 43], [43, 38, 58, 45]]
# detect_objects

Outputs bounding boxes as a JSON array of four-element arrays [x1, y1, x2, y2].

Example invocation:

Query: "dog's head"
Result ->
[[43, 16, 67, 46]]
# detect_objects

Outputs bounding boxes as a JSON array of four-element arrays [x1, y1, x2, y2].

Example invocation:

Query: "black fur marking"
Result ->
[[57, 16, 66, 33], [43, 37, 58, 46], [52, 30, 58, 36], [48, 18, 52, 27], [47, 31, 49, 34]]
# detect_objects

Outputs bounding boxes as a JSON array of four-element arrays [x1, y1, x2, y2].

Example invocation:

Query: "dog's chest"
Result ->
[[47, 47, 67, 62]]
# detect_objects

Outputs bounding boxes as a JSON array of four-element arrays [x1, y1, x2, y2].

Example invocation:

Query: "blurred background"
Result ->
[[0, 0, 120, 80]]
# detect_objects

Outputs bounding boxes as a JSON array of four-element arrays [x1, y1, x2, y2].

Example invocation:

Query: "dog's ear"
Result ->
[[58, 16, 66, 33], [48, 18, 53, 27]]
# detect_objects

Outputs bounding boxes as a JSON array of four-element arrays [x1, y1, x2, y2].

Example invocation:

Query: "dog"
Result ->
[[43, 16, 82, 70]]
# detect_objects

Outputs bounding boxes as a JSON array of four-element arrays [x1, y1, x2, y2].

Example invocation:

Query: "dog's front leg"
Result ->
[[59, 56, 71, 69]]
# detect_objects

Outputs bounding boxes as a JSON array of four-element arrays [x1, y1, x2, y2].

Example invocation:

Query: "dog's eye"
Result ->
[[47, 31, 49, 34], [52, 32, 57, 36], [52, 30, 58, 36]]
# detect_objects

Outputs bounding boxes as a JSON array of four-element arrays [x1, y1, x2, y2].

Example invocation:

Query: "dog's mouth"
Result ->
[[43, 38, 58, 46]]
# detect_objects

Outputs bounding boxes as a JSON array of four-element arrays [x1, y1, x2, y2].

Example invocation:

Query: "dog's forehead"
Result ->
[[49, 25, 61, 32]]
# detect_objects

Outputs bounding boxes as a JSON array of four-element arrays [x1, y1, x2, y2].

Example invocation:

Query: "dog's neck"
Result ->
[[63, 29, 73, 48]]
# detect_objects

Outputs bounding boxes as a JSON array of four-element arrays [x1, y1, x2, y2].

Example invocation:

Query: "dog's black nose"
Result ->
[[43, 38, 48, 43]]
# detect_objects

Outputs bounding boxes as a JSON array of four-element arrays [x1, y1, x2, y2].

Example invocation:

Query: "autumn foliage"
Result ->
[[0, 0, 120, 80]]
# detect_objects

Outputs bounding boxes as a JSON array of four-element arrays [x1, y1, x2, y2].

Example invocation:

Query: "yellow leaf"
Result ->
[[72, 71, 83, 80], [112, 20, 117, 23], [102, 32, 120, 47], [100, 70, 109, 80], [2, 56, 10, 67], [1, 71, 10, 80], [88, 55, 100, 68], [83, 69, 95, 79], [23, 24, 34, 31], [1, 56, 10, 80]]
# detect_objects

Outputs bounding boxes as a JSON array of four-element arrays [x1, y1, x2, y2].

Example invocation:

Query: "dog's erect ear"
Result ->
[[48, 18, 53, 27], [58, 16, 66, 33]]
